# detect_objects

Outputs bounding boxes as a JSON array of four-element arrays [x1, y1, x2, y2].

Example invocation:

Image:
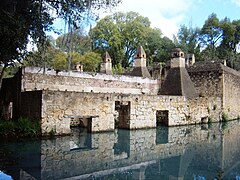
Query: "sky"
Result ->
[[104, 0, 240, 39], [50, 0, 240, 39]]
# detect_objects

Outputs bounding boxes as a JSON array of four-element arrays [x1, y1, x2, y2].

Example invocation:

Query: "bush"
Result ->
[[0, 117, 41, 138]]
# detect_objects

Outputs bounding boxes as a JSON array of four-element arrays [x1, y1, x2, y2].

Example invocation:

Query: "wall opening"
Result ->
[[156, 110, 169, 126], [115, 101, 131, 129], [70, 116, 97, 133]]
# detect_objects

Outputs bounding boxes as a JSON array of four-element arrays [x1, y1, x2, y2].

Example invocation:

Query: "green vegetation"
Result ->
[[0, 117, 41, 138], [222, 112, 229, 122], [90, 11, 175, 68], [0, 0, 122, 89]]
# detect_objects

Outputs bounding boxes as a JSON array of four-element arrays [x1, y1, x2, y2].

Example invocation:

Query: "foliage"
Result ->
[[56, 28, 92, 55], [144, 28, 174, 63], [177, 13, 240, 70], [112, 63, 124, 74], [0, 117, 41, 138], [90, 11, 177, 68], [177, 25, 201, 60], [51, 51, 68, 71], [0, 0, 122, 89], [90, 11, 152, 68], [72, 52, 101, 72]]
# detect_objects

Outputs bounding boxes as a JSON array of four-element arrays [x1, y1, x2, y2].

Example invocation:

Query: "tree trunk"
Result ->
[[0, 64, 7, 91]]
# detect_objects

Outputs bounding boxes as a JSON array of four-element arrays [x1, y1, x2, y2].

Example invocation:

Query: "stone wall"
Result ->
[[222, 68, 240, 119], [40, 89, 214, 135], [188, 63, 240, 120], [22, 67, 159, 95], [188, 68, 223, 97], [41, 90, 114, 135]]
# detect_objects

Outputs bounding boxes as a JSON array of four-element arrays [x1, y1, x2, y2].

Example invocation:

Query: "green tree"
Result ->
[[199, 13, 222, 60], [56, 28, 92, 54], [51, 51, 68, 71], [217, 18, 240, 68], [90, 11, 151, 68], [0, 0, 122, 89], [72, 52, 101, 72], [177, 25, 201, 60]]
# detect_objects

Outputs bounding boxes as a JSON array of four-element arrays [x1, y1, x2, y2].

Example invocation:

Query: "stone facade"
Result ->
[[188, 62, 240, 120], [40, 89, 216, 135], [2, 47, 240, 135]]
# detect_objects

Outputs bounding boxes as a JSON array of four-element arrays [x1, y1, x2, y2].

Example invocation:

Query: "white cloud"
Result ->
[[99, 0, 193, 39], [232, 0, 240, 6]]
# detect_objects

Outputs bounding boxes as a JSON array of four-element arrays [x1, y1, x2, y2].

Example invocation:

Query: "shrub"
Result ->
[[0, 117, 41, 138]]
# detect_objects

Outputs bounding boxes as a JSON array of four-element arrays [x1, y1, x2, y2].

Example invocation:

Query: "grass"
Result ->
[[0, 117, 41, 138]]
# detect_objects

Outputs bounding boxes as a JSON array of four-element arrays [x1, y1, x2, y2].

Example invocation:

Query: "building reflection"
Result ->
[[2, 121, 240, 180]]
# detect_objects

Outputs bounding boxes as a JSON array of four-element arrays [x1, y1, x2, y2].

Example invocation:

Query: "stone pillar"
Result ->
[[171, 48, 185, 68], [130, 46, 151, 78], [100, 51, 113, 75], [74, 62, 83, 72]]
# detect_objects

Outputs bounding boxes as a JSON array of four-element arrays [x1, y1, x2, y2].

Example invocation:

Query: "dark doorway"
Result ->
[[115, 101, 131, 129], [156, 110, 169, 126]]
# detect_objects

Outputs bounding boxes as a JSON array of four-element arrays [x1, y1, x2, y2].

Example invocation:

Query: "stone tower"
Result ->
[[74, 62, 83, 72], [100, 51, 113, 75], [159, 48, 198, 99], [130, 46, 151, 78]]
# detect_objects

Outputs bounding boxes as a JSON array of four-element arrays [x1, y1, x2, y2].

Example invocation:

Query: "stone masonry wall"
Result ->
[[22, 67, 159, 95], [41, 90, 114, 135], [222, 68, 240, 119], [41, 90, 215, 135], [188, 69, 223, 97]]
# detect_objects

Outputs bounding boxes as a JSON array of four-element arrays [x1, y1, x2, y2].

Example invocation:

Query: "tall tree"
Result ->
[[199, 13, 222, 60], [177, 25, 201, 60], [56, 28, 92, 55], [0, 0, 122, 89], [90, 11, 151, 68], [145, 28, 175, 63]]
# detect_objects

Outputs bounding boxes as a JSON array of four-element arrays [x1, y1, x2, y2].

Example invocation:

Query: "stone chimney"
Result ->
[[74, 62, 83, 72], [159, 48, 198, 99], [130, 46, 151, 78], [171, 48, 185, 68], [186, 54, 195, 67], [100, 51, 113, 75]]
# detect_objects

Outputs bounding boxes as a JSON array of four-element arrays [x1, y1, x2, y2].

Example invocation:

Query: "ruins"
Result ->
[[1, 47, 240, 135]]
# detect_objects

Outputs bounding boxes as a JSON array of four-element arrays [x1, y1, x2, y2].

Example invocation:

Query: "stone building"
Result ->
[[1, 47, 240, 135]]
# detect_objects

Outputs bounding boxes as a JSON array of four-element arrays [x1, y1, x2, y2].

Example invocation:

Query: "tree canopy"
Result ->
[[0, 0, 122, 88], [90, 11, 175, 68]]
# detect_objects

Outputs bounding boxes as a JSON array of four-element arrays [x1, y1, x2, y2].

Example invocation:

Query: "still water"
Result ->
[[1, 121, 240, 180]]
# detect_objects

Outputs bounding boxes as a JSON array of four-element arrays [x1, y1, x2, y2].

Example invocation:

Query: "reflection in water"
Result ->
[[1, 121, 240, 179]]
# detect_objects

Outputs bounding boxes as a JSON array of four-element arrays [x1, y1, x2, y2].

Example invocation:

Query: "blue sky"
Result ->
[[106, 0, 240, 39], [50, 0, 240, 39]]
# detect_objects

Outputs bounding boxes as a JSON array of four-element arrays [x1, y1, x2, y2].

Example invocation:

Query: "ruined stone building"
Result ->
[[1, 47, 240, 135]]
